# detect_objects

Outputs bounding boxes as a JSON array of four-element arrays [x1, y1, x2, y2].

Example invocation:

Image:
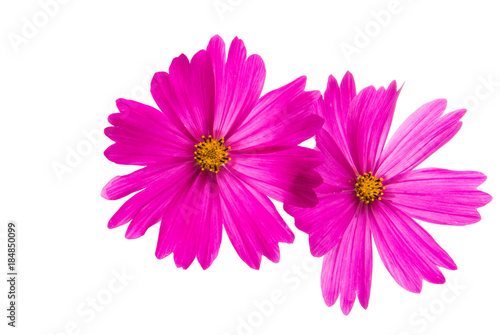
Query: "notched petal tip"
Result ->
[[200, 263, 211, 270], [209, 34, 223, 42], [341, 304, 354, 316], [107, 217, 123, 229], [230, 35, 243, 46], [100, 183, 112, 200], [249, 262, 261, 270], [343, 70, 354, 82], [296, 74, 307, 81], [240, 254, 262, 270], [154, 248, 168, 260], [228, 36, 247, 59], [199, 256, 217, 270], [427, 98, 448, 112], [292, 75, 307, 88], [107, 220, 117, 230], [308, 90, 323, 106], [360, 298, 369, 310], [482, 192, 493, 206], [103, 126, 115, 139], [453, 108, 467, 119], [174, 255, 196, 270], [151, 71, 167, 86], [386, 80, 398, 93], [206, 34, 226, 63], [115, 98, 125, 107], [341, 71, 356, 91], [357, 84, 376, 97], [323, 297, 335, 308], [103, 145, 115, 162], [115, 98, 137, 114], [327, 74, 339, 88], [310, 244, 328, 258], [246, 53, 266, 77], [282, 230, 295, 244], [191, 48, 209, 61], [412, 285, 423, 294], [107, 114, 119, 126], [115, 98, 139, 113]]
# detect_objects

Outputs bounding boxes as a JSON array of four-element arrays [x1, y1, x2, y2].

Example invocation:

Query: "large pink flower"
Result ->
[[285, 72, 492, 315], [101, 35, 324, 270]]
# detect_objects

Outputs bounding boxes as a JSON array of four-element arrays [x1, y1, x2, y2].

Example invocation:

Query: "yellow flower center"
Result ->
[[355, 172, 385, 204], [194, 135, 230, 173]]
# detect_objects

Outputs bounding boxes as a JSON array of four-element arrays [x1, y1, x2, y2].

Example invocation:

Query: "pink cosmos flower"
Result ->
[[284, 72, 492, 315], [101, 35, 324, 270]]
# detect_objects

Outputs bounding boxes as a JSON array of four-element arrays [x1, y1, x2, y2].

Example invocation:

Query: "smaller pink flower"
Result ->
[[285, 72, 492, 315]]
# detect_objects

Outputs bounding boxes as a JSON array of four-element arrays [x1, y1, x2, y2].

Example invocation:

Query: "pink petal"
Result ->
[[370, 201, 456, 293], [228, 77, 323, 153], [108, 99, 189, 142], [227, 146, 322, 208], [284, 186, 358, 257], [124, 172, 191, 240], [150, 49, 215, 141], [217, 170, 294, 269], [206, 35, 225, 130], [317, 72, 357, 170], [104, 99, 193, 165], [339, 71, 357, 118], [104, 142, 191, 166], [315, 129, 357, 187], [155, 170, 223, 270], [107, 163, 194, 232], [320, 207, 373, 315], [376, 100, 466, 179], [212, 37, 266, 139], [346, 81, 400, 173], [385, 168, 492, 225], [101, 165, 176, 200]]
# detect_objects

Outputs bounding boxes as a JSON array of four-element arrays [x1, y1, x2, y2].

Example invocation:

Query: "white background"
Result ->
[[1, 0, 499, 334]]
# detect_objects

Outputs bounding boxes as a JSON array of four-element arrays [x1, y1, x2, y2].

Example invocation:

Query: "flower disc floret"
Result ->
[[194, 135, 230, 173], [355, 172, 385, 204]]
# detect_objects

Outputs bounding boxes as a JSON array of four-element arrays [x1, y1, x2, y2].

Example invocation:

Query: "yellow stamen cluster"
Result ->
[[194, 135, 230, 173], [355, 172, 385, 204]]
